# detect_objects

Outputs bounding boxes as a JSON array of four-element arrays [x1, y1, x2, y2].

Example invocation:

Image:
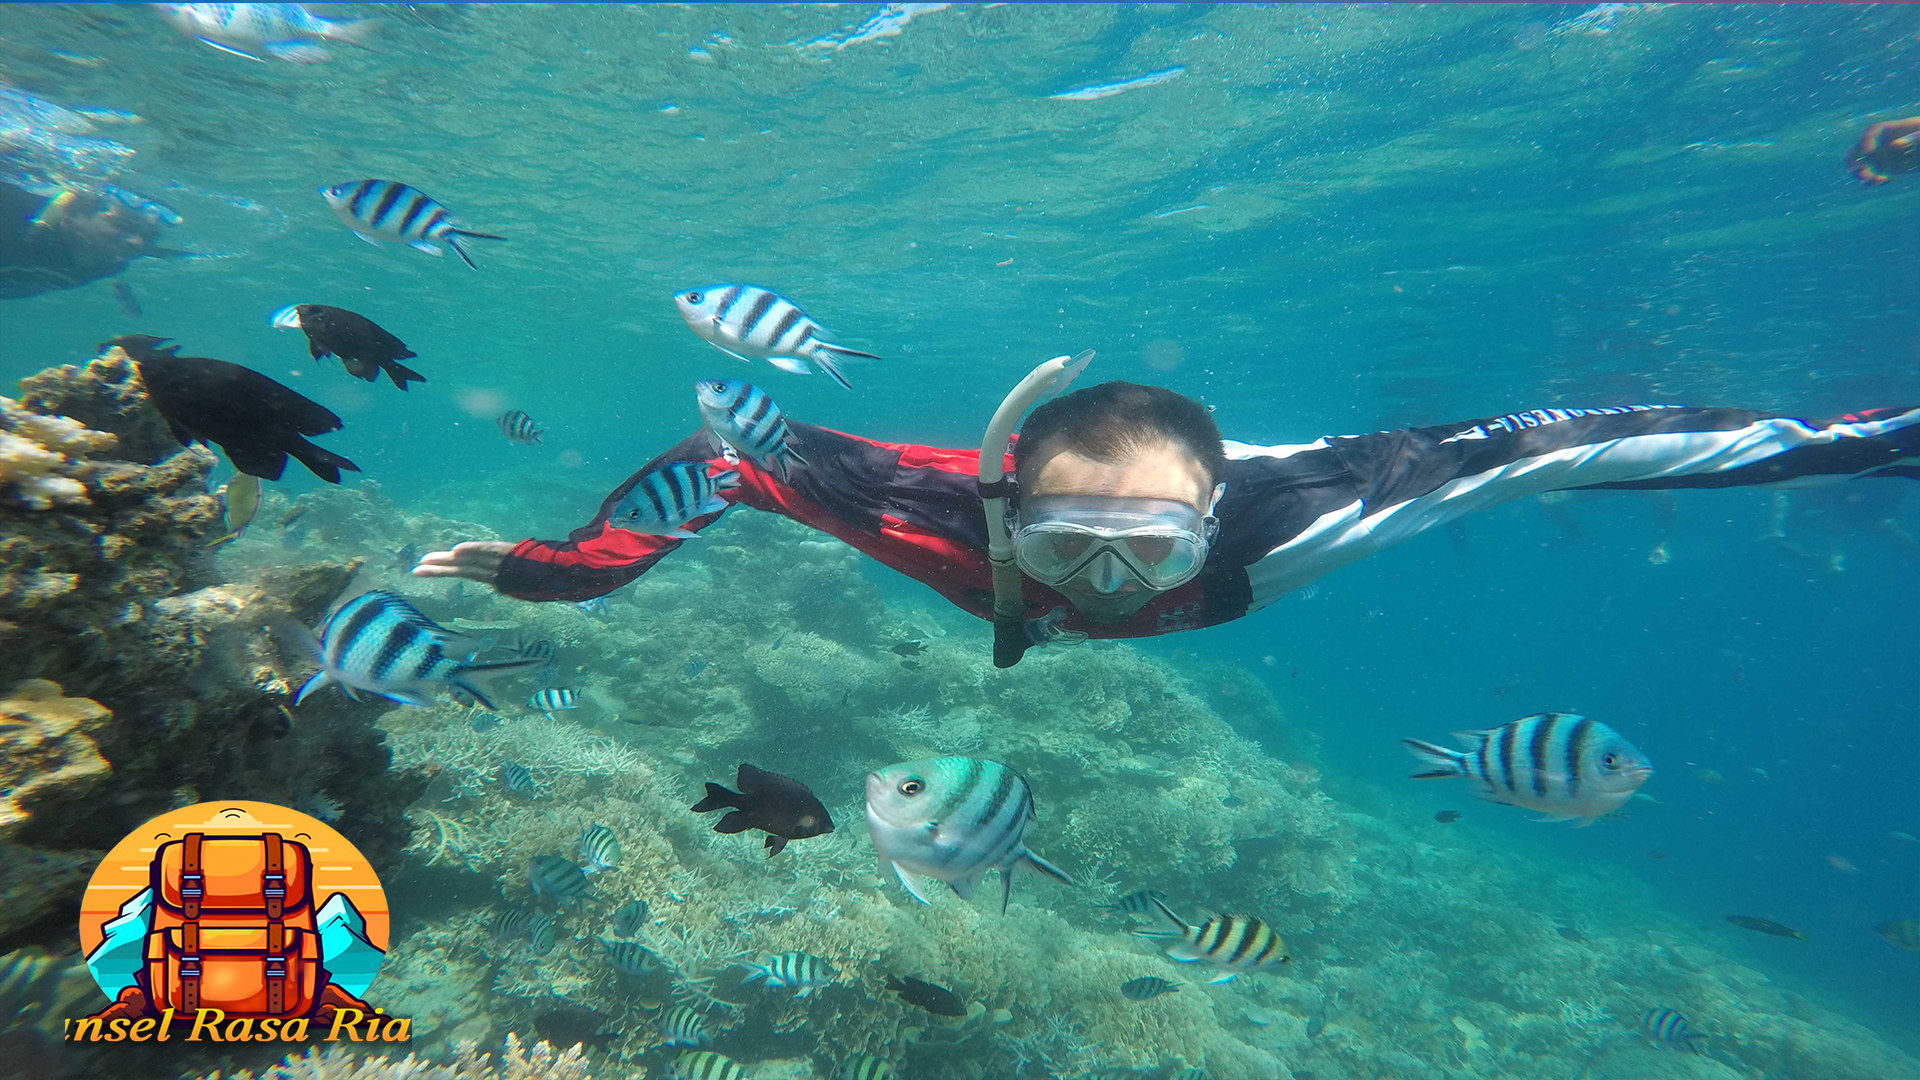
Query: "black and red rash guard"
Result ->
[[496, 403, 1920, 639]]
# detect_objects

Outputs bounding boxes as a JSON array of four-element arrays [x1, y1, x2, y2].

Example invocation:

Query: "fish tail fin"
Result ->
[[382, 360, 427, 391], [204, 530, 241, 550], [450, 657, 545, 713], [1131, 895, 1189, 939], [287, 439, 360, 485], [811, 351, 854, 390], [271, 615, 330, 705], [321, 16, 382, 48], [816, 343, 882, 362], [690, 783, 739, 814], [1402, 738, 1465, 779], [444, 234, 479, 270]]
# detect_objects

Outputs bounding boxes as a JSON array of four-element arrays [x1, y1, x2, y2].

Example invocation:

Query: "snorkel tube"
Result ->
[[980, 349, 1095, 668]]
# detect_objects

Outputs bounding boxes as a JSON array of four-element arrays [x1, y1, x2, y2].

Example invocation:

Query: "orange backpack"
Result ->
[[142, 833, 323, 1017]]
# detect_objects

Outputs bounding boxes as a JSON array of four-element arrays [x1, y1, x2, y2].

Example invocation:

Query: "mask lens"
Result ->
[[1121, 535, 1176, 565], [1042, 533, 1094, 565]]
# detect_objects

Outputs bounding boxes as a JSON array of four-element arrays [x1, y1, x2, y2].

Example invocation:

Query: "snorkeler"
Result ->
[[1845, 116, 1920, 185], [413, 359, 1920, 666], [0, 180, 183, 305]]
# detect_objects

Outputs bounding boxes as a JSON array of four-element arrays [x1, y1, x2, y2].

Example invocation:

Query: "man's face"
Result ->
[[1018, 438, 1213, 622]]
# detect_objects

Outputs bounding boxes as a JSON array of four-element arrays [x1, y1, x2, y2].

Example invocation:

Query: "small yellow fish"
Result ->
[[205, 474, 263, 549], [1693, 767, 1725, 785]]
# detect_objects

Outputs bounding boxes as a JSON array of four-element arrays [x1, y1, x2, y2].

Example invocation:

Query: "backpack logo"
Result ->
[[66, 801, 406, 1045]]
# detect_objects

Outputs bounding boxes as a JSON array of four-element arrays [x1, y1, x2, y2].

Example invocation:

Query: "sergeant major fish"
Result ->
[[281, 590, 541, 710], [578, 823, 621, 873], [608, 461, 740, 539], [1639, 1008, 1707, 1053], [675, 284, 880, 389], [609, 898, 650, 936], [498, 409, 544, 445], [1133, 897, 1290, 983], [1402, 712, 1653, 825], [1120, 976, 1180, 1001], [530, 687, 577, 717], [659, 1004, 710, 1048], [320, 179, 505, 269], [666, 1051, 745, 1080], [528, 855, 591, 909], [154, 4, 379, 63], [695, 379, 806, 481], [737, 951, 837, 997], [865, 756, 1075, 913], [838, 1053, 896, 1080], [499, 760, 536, 795]]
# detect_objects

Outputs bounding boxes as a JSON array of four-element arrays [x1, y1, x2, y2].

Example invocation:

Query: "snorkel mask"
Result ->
[[1011, 488, 1225, 595]]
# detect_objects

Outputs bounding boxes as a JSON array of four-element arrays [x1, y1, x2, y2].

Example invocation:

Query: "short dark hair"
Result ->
[[1014, 381, 1227, 488]]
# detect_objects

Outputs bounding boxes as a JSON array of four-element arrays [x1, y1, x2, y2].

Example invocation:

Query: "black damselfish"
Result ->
[[274, 304, 425, 390], [102, 334, 360, 483], [884, 974, 967, 1017], [690, 763, 834, 857]]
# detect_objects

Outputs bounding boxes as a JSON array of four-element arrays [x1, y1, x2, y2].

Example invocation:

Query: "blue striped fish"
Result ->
[[694, 379, 807, 481], [675, 285, 879, 388], [659, 1004, 710, 1048], [838, 1054, 895, 1080], [864, 756, 1076, 913], [602, 938, 659, 977], [528, 910, 555, 955], [1110, 889, 1168, 916], [499, 760, 536, 795], [608, 462, 739, 538], [529, 687, 577, 716], [320, 180, 505, 268], [491, 906, 535, 939], [578, 823, 621, 873], [1402, 712, 1654, 825], [609, 898, 650, 936], [1640, 1008, 1706, 1053], [497, 409, 544, 445], [528, 855, 592, 909], [283, 590, 542, 710], [737, 951, 837, 997], [666, 1051, 745, 1080], [1133, 897, 1289, 983], [155, 4, 379, 64]]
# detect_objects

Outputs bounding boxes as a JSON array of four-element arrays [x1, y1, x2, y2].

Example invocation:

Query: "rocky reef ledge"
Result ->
[[0, 350, 424, 955]]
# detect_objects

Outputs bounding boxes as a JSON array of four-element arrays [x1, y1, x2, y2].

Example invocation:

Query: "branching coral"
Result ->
[[192, 1033, 594, 1080]]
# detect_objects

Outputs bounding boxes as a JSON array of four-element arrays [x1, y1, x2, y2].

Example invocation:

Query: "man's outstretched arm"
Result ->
[[413, 428, 739, 602], [1334, 403, 1920, 550]]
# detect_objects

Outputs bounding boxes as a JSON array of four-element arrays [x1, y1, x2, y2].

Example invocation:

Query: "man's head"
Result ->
[[1010, 382, 1227, 621]]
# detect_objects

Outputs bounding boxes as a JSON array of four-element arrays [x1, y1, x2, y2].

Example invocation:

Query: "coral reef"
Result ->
[[0, 396, 115, 510], [0, 355, 430, 957], [192, 1035, 594, 1080]]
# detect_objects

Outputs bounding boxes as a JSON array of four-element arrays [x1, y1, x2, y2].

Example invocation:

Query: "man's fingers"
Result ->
[[410, 541, 512, 583]]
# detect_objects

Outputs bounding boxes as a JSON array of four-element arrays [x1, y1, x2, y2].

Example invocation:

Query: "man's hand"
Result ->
[[1846, 117, 1920, 185], [411, 540, 513, 584]]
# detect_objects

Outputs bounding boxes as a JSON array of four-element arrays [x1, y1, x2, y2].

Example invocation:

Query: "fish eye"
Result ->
[[898, 778, 924, 796], [1601, 753, 1619, 768], [686, 291, 702, 304]]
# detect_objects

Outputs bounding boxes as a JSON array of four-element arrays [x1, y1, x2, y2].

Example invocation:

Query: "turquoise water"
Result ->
[[4, 4, 1919, 1078]]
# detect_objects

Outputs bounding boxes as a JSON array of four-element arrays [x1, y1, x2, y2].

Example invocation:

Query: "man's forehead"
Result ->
[[1022, 443, 1210, 505]]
